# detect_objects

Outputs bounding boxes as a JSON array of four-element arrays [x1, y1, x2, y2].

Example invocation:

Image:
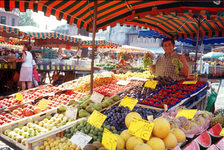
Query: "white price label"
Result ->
[[90, 92, 104, 104], [147, 115, 154, 122], [116, 80, 130, 86], [70, 131, 92, 149], [65, 107, 77, 120]]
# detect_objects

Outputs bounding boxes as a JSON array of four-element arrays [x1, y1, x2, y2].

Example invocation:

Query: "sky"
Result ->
[[32, 11, 66, 31]]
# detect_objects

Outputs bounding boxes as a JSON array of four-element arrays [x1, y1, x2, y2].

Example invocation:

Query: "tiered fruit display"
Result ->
[[0, 98, 23, 109], [93, 81, 142, 97], [116, 71, 155, 79], [114, 113, 186, 150], [162, 108, 213, 137], [12, 103, 43, 118], [34, 137, 78, 150], [64, 120, 119, 142], [140, 81, 207, 108], [103, 106, 162, 131], [72, 95, 120, 118], [3, 113, 74, 145], [0, 112, 20, 125]]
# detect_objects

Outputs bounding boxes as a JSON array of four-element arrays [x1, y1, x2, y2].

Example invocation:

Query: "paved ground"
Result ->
[[215, 79, 224, 111]]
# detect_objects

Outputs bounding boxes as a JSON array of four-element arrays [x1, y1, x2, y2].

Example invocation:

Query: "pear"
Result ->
[[79, 109, 90, 118]]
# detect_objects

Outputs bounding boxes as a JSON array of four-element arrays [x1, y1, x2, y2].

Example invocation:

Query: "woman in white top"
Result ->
[[17, 44, 33, 90]]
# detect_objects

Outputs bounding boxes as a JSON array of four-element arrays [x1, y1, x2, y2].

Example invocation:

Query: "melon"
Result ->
[[163, 133, 177, 149], [126, 136, 144, 150], [207, 144, 219, 150], [115, 134, 125, 149], [146, 137, 165, 150], [120, 129, 132, 142], [196, 131, 211, 148], [208, 123, 223, 144], [183, 140, 200, 150], [134, 143, 152, 150], [171, 128, 186, 143], [125, 112, 142, 128], [152, 117, 170, 138]]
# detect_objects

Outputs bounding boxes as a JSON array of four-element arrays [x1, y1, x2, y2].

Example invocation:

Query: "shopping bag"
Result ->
[[33, 68, 40, 82]]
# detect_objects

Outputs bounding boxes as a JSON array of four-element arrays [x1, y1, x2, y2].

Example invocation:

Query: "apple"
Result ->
[[14, 128, 20, 133], [22, 126, 29, 132], [22, 132, 29, 138], [27, 122, 33, 128], [4, 129, 12, 136]]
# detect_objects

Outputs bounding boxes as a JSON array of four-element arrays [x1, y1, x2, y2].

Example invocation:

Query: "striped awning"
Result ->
[[1, 1, 224, 32], [81, 39, 120, 48], [125, 10, 224, 40], [0, 24, 23, 37]]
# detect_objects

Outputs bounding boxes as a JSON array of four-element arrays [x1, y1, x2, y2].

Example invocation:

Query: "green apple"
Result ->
[[4, 129, 12, 136], [43, 118, 48, 123], [22, 132, 29, 138], [27, 122, 33, 128], [22, 126, 29, 132], [14, 128, 20, 133]]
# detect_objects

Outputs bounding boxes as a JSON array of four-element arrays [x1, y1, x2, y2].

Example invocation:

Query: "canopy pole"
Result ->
[[194, 17, 201, 73], [90, 0, 97, 94]]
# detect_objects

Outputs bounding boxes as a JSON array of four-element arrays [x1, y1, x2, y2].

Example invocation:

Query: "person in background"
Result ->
[[202, 61, 209, 74], [31, 52, 39, 87], [153, 38, 189, 80], [16, 44, 33, 90]]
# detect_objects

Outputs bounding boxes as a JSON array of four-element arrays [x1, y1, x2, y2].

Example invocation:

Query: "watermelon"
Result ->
[[208, 123, 223, 144], [207, 144, 219, 150], [183, 140, 200, 150], [215, 137, 224, 150], [195, 131, 211, 149]]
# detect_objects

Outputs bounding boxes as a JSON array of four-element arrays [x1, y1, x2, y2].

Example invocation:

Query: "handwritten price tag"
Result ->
[[0, 64, 1, 69], [147, 115, 153, 122], [36, 65, 38, 70], [144, 80, 158, 89], [87, 110, 107, 128], [37, 99, 50, 110], [63, 66, 65, 70], [67, 66, 70, 70], [128, 118, 154, 140], [116, 80, 130, 86], [119, 96, 138, 110], [182, 81, 197, 84], [65, 106, 77, 120], [46, 65, 50, 70], [90, 92, 104, 104], [71, 66, 74, 70], [57, 66, 60, 70], [52, 65, 55, 70], [40, 65, 44, 70], [220, 128, 224, 136], [176, 109, 197, 119], [4, 64, 7, 69], [102, 128, 117, 150], [16, 93, 23, 101], [70, 131, 92, 149]]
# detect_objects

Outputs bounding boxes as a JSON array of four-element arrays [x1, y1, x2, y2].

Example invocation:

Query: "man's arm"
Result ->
[[178, 54, 189, 78]]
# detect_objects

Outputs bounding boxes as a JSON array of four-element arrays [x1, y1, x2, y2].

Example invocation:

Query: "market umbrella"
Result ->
[[218, 56, 224, 61], [202, 52, 224, 59], [0, 23, 23, 38], [1, 0, 224, 93]]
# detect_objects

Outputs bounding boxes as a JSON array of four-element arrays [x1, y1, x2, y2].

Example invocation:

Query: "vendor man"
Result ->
[[154, 38, 189, 80]]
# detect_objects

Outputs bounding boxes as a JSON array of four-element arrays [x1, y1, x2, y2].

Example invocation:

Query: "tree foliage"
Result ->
[[18, 10, 38, 27]]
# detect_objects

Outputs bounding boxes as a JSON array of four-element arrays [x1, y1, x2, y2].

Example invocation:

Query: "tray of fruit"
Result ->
[[0, 112, 21, 126]]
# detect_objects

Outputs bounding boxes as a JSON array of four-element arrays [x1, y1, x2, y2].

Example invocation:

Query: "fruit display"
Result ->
[[93, 81, 142, 97], [3, 113, 74, 145], [64, 120, 119, 142], [0, 97, 23, 109], [140, 81, 207, 109], [83, 142, 107, 150], [73, 72, 118, 93], [0, 112, 20, 125], [96, 62, 116, 71], [116, 71, 155, 79], [161, 107, 213, 137], [33, 137, 78, 150], [210, 109, 224, 127], [103, 105, 163, 131]]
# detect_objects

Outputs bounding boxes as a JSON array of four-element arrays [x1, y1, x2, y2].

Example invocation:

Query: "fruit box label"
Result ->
[[182, 81, 197, 84], [119, 96, 138, 110], [37, 99, 50, 109], [176, 109, 197, 119], [144, 80, 158, 89], [116, 80, 130, 86], [65, 107, 77, 120], [102, 128, 117, 150], [128, 118, 154, 140], [220, 128, 224, 136], [70, 131, 92, 149], [90, 92, 104, 104], [16, 93, 23, 101], [87, 110, 107, 128]]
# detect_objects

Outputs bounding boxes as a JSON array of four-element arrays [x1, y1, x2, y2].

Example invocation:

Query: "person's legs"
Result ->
[[27, 81, 32, 89], [21, 81, 26, 90]]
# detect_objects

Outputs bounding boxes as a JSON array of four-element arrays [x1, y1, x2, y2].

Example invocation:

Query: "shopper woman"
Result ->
[[17, 44, 33, 90]]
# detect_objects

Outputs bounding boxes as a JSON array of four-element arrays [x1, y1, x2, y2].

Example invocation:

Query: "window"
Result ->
[[12, 18, 15, 26], [0, 16, 6, 24]]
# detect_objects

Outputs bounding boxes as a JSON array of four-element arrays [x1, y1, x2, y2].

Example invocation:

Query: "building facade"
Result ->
[[0, 9, 19, 26]]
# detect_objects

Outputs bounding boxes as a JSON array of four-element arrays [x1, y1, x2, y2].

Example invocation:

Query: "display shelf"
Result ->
[[187, 95, 207, 109]]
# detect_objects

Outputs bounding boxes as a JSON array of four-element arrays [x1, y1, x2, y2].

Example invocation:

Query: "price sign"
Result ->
[[164, 104, 168, 111], [36, 65, 38, 70], [119, 96, 138, 110], [10, 64, 13, 69], [4, 64, 7, 69], [182, 81, 197, 84], [87, 110, 107, 128], [57, 66, 60, 70], [147, 115, 153, 122], [102, 128, 117, 150], [40, 65, 44, 70], [63, 66, 66, 70], [67, 66, 70, 70], [71, 66, 74, 70], [0, 64, 1, 69], [90, 92, 104, 104], [220, 128, 224, 136], [46, 65, 50, 70], [37, 99, 50, 109], [128, 118, 154, 140], [116, 80, 130, 86], [65, 107, 77, 120], [176, 109, 197, 119], [16, 93, 23, 101], [52, 65, 55, 70], [144, 80, 158, 89], [70, 131, 92, 149]]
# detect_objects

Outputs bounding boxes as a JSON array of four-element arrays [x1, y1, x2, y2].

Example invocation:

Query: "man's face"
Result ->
[[162, 40, 174, 54]]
